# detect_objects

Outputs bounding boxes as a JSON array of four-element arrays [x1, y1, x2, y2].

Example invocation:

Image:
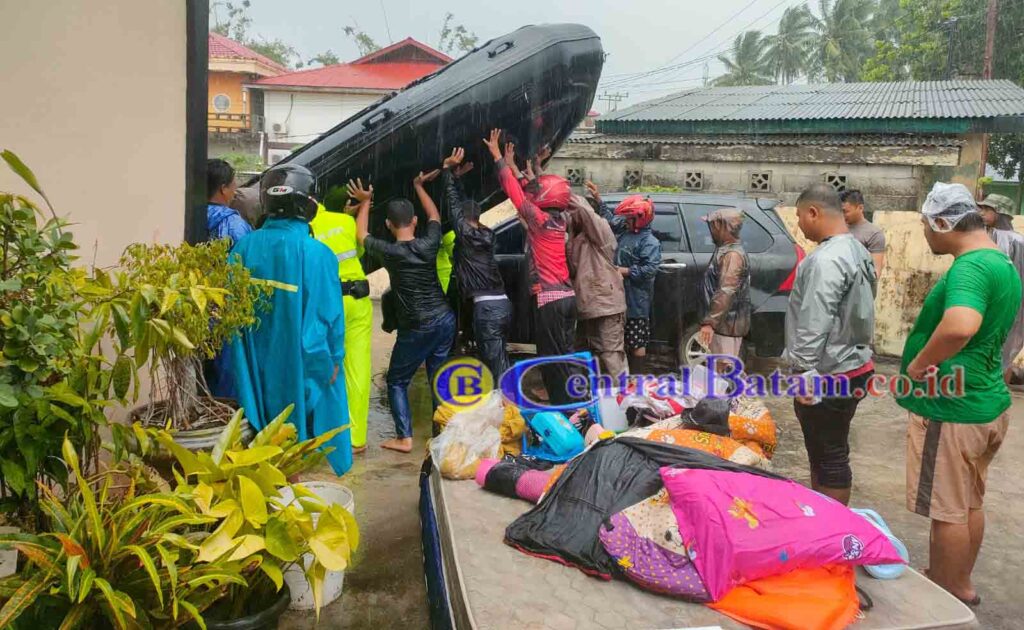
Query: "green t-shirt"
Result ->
[[898, 248, 1022, 423]]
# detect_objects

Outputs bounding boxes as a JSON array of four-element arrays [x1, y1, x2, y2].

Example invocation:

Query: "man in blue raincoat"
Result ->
[[227, 163, 352, 475]]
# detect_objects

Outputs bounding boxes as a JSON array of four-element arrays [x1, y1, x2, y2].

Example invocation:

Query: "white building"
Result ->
[[247, 38, 451, 163]]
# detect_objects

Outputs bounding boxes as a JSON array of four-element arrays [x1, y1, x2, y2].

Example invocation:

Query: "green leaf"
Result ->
[[58, 603, 94, 630], [309, 517, 352, 572], [178, 601, 206, 630], [0, 384, 17, 408], [225, 534, 265, 562], [251, 405, 294, 447], [238, 475, 268, 527], [77, 569, 95, 604], [1, 150, 55, 213], [159, 290, 180, 315], [210, 409, 242, 466], [0, 459, 27, 495], [170, 327, 195, 351], [14, 541, 60, 573], [224, 446, 282, 467], [197, 510, 244, 563], [126, 545, 163, 608], [0, 571, 53, 628], [93, 577, 135, 629], [189, 286, 208, 313], [62, 438, 105, 551], [264, 517, 299, 562], [259, 560, 284, 591], [111, 357, 132, 400]]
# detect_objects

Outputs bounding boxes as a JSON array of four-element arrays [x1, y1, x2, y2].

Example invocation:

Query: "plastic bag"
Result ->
[[429, 391, 505, 479]]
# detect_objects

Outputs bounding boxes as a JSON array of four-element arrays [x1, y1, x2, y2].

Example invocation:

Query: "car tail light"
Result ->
[[777, 244, 805, 292]]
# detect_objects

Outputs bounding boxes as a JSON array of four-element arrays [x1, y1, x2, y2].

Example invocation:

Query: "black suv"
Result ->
[[489, 192, 804, 366]]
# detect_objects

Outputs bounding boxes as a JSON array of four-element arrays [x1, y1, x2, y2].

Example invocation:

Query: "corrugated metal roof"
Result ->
[[606, 81, 1024, 123], [566, 133, 964, 147]]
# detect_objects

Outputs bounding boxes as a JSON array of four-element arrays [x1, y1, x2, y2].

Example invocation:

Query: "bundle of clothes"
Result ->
[[430, 378, 908, 630]]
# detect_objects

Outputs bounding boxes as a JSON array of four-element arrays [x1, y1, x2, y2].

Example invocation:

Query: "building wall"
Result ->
[[777, 207, 1024, 368], [262, 90, 382, 147], [0, 0, 186, 268], [208, 71, 248, 131]]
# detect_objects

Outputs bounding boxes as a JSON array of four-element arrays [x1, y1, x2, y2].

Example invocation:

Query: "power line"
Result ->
[[598, 91, 630, 112], [379, 0, 393, 44], [600, 0, 798, 89]]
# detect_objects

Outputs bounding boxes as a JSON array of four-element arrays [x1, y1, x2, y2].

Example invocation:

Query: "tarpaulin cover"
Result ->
[[504, 437, 781, 578]]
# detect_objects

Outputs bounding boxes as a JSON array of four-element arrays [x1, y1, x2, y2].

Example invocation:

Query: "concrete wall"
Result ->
[[551, 139, 963, 212], [778, 207, 1024, 367], [0, 0, 187, 268], [262, 89, 382, 146]]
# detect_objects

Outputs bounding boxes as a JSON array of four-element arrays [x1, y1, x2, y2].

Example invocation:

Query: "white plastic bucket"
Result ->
[[597, 395, 628, 433], [277, 481, 355, 611]]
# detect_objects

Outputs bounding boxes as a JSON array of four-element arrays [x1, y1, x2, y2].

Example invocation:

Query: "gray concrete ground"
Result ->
[[282, 309, 1024, 629]]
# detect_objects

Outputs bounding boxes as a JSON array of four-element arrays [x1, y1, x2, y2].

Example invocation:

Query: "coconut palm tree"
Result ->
[[713, 31, 774, 87], [811, 0, 875, 82], [766, 5, 815, 84]]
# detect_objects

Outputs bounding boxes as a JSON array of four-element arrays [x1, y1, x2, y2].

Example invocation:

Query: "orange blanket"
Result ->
[[709, 565, 859, 630]]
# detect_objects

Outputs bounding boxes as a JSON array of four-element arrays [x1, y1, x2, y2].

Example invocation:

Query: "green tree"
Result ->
[[307, 50, 340, 67], [437, 13, 479, 56], [988, 135, 1024, 208], [247, 37, 302, 69], [811, 0, 876, 82], [766, 5, 815, 84], [713, 31, 774, 87], [343, 23, 381, 57], [210, 0, 252, 42]]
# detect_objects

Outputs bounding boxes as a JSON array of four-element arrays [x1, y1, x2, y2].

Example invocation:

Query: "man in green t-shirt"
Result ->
[[900, 182, 1022, 607]]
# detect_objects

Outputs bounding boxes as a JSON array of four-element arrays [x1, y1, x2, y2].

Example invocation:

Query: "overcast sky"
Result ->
[[237, 0, 803, 111]]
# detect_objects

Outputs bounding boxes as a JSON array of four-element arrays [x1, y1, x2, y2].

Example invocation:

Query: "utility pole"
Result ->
[[980, 0, 998, 198], [598, 91, 629, 112], [702, 62, 710, 87], [983, 0, 997, 79]]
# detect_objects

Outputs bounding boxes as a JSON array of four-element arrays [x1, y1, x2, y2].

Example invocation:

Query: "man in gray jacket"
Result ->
[[784, 184, 877, 505]]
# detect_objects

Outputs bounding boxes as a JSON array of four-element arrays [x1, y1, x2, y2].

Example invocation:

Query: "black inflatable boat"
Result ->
[[270, 23, 603, 233]]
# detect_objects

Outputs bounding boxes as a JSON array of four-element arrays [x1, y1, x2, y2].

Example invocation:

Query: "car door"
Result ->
[[491, 219, 534, 344], [649, 204, 696, 344]]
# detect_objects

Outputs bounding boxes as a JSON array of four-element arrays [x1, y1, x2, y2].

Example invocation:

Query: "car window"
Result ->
[[651, 204, 685, 253], [493, 220, 524, 255], [681, 204, 773, 254]]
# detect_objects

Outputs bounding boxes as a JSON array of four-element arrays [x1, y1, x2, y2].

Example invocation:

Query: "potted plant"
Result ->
[[0, 437, 250, 629], [147, 407, 359, 625], [0, 151, 134, 526], [116, 240, 267, 451]]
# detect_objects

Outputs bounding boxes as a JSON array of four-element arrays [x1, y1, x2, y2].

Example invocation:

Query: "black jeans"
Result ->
[[386, 310, 456, 438], [473, 297, 512, 380], [793, 371, 873, 489], [534, 296, 578, 406]]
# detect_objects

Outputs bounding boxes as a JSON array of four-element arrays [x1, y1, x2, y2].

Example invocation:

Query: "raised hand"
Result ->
[[537, 144, 552, 163], [584, 180, 601, 202], [503, 142, 516, 165], [347, 178, 373, 203], [413, 169, 441, 187], [454, 161, 475, 177], [483, 128, 503, 161], [443, 147, 465, 170]]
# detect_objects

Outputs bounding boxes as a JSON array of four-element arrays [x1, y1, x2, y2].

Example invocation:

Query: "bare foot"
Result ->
[[381, 437, 413, 453], [352, 445, 367, 455]]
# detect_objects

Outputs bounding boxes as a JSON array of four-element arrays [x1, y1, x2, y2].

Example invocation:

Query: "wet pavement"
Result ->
[[282, 307, 1024, 629]]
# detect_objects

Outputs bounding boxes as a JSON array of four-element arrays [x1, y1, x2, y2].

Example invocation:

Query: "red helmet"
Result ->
[[614, 195, 654, 232], [533, 174, 571, 210]]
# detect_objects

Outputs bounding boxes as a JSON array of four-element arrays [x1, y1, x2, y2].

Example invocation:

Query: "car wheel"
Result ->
[[676, 323, 707, 368]]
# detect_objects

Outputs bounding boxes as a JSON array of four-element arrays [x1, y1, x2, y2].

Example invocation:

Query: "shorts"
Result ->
[[906, 411, 1008, 524], [625, 317, 650, 352], [793, 371, 871, 489]]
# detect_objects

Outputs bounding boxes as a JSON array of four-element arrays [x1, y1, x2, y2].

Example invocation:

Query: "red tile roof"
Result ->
[[252, 38, 449, 91], [209, 32, 288, 74]]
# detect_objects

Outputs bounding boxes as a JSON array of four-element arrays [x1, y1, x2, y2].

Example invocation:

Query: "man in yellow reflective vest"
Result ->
[[437, 229, 456, 293], [311, 187, 372, 452]]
